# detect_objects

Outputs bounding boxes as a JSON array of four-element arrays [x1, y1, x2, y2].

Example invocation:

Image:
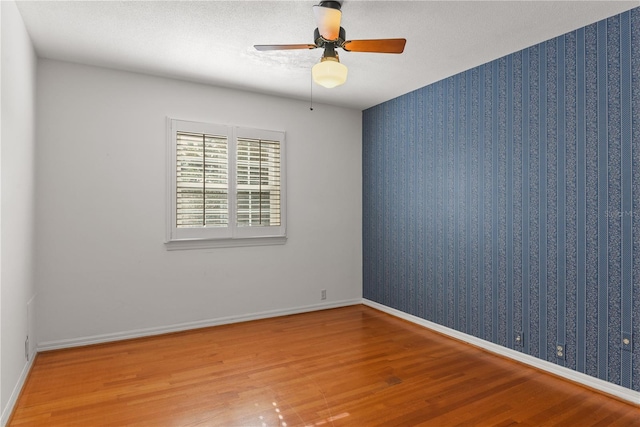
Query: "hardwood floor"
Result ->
[[8, 305, 639, 426]]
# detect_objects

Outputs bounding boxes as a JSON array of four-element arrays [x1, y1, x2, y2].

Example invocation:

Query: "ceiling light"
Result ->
[[312, 56, 348, 88]]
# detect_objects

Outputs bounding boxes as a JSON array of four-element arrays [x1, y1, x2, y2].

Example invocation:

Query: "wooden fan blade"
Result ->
[[313, 5, 341, 40], [254, 44, 317, 51], [342, 39, 406, 54]]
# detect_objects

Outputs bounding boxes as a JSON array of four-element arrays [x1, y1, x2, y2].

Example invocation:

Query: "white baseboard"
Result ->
[[363, 299, 640, 406], [1, 356, 35, 427], [37, 299, 362, 352]]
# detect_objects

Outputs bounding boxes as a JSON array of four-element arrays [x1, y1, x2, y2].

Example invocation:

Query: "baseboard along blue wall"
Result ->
[[363, 7, 639, 391]]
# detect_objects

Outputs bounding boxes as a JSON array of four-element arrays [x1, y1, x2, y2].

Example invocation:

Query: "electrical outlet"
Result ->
[[556, 343, 566, 359], [321, 289, 327, 300], [25, 336, 30, 361], [514, 331, 523, 346], [622, 332, 632, 351]]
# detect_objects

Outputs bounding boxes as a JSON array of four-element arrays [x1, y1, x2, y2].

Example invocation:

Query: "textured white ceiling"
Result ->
[[16, 1, 639, 110]]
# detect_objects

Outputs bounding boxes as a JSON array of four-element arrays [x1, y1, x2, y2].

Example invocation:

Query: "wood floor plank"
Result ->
[[8, 305, 639, 426]]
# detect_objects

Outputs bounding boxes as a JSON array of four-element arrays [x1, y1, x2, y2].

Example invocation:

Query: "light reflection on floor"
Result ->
[[249, 397, 350, 427], [304, 411, 350, 426]]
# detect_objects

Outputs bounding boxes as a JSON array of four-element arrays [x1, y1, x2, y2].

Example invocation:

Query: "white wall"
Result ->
[[0, 0, 37, 422], [36, 59, 362, 347]]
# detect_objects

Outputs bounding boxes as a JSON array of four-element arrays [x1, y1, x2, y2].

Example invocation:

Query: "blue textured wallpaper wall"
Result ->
[[363, 8, 639, 391]]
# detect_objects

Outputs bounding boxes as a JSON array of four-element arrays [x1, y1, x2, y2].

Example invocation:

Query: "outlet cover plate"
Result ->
[[622, 332, 632, 351], [514, 331, 523, 346], [556, 343, 566, 359]]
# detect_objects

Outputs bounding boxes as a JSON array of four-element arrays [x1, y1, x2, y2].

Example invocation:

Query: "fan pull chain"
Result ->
[[310, 71, 314, 111]]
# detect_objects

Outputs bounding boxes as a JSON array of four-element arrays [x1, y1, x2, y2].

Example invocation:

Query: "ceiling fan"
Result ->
[[254, 1, 406, 88]]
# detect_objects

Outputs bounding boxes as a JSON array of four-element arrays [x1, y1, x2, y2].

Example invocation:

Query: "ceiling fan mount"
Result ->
[[254, 1, 406, 88], [317, 1, 341, 13]]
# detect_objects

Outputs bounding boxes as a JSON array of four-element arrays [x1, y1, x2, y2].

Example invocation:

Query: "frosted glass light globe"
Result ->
[[312, 57, 348, 88]]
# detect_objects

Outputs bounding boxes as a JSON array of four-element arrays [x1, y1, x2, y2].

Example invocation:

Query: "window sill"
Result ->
[[165, 236, 287, 251]]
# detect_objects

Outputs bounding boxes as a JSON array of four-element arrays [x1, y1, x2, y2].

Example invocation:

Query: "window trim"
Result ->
[[165, 118, 287, 249]]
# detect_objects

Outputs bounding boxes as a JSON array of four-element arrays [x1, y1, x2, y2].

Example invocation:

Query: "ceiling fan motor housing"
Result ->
[[314, 27, 346, 47]]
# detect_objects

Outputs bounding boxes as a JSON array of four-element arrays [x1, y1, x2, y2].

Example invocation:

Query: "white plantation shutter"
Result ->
[[168, 119, 286, 247], [176, 131, 228, 228], [236, 137, 281, 227]]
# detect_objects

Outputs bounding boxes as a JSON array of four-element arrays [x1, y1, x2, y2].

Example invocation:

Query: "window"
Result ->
[[166, 119, 286, 249]]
